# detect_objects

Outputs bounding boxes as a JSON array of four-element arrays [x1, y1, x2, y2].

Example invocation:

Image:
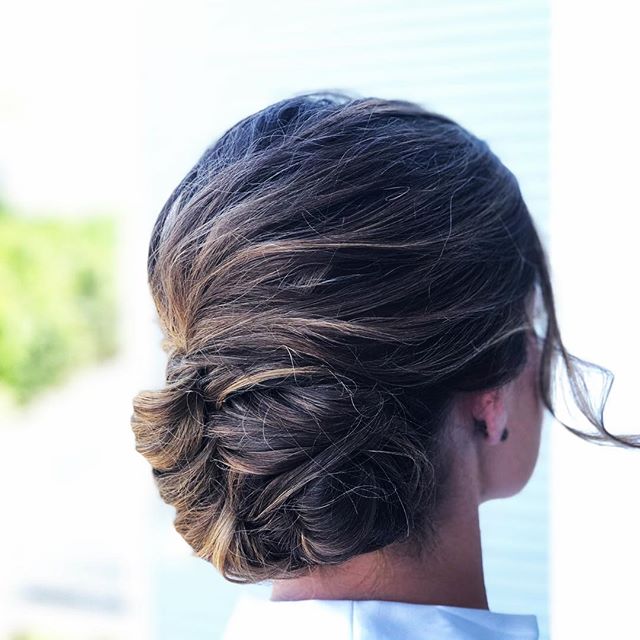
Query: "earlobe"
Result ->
[[472, 387, 509, 446], [473, 419, 509, 444]]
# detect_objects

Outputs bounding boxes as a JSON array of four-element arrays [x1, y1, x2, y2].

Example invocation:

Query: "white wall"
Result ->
[[550, 2, 640, 638]]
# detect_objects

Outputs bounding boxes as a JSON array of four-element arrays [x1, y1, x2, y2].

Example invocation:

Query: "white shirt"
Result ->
[[221, 592, 539, 640]]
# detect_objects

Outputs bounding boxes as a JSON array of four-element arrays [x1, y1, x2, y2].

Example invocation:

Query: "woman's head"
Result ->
[[131, 91, 631, 585]]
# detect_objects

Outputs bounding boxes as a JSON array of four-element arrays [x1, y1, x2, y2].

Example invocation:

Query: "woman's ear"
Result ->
[[473, 386, 510, 446]]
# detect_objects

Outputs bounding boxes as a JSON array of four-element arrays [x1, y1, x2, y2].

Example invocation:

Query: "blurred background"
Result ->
[[0, 1, 637, 639]]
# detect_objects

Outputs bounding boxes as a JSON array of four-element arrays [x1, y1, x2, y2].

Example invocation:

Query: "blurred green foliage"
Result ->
[[0, 209, 118, 405]]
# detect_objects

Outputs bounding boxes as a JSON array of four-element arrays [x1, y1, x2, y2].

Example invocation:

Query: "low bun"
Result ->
[[133, 354, 449, 582]]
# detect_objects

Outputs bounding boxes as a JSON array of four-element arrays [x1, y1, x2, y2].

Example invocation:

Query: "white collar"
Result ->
[[222, 592, 539, 640]]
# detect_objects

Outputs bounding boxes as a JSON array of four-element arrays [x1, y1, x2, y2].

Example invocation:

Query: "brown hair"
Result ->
[[131, 91, 639, 584]]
